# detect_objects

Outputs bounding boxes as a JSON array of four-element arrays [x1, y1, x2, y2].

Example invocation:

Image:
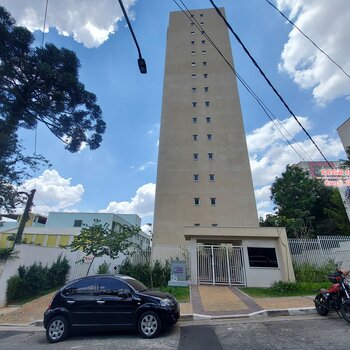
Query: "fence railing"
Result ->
[[288, 236, 350, 268]]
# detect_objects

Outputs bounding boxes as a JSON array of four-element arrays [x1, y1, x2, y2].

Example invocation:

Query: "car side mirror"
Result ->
[[117, 289, 131, 298]]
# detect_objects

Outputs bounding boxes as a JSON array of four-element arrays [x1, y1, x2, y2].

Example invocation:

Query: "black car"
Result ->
[[43, 275, 180, 343]]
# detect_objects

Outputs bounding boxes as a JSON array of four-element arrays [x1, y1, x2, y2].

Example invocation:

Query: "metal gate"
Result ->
[[197, 245, 246, 286]]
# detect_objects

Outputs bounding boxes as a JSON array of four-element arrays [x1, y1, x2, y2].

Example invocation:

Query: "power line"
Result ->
[[209, 0, 332, 168], [41, 0, 49, 47], [172, 0, 313, 163], [264, 0, 350, 80]]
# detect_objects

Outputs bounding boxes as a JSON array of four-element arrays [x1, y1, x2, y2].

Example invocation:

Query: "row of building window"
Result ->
[[192, 87, 209, 92], [194, 223, 218, 227], [191, 73, 208, 79], [192, 116, 211, 123], [192, 61, 207, 67], [193, 174, 215, 181], [194, 197, 216, 206], [193, 134, 212, 141], [191, 40, 206, 45], [193, 153, 214, 160], [191, 50, 206, 55], [192, 101, 210, 107]]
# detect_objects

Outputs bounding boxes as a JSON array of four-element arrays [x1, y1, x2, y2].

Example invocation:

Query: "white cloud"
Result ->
[[247, 116, 345, 216], [0, 0, 137, 48], [20, 169, 84, 215], [277, 0, 350, 104], [100, 183, 156, 218]]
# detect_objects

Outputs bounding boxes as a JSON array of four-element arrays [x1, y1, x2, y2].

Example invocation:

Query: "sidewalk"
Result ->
[[0, 286, 316, 326]]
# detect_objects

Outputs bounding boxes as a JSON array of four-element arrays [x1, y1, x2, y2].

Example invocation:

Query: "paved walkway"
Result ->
[[190, 285, 315, 317], [0, 286, 316, 326]]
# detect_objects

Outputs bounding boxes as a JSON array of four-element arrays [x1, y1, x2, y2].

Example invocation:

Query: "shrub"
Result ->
[[97, 261, 110, 274], [0, 247, 17, 260], [118, 259, 170, 288], [271, 280, 299, 293], [6, 255, 70, 303], [294, 259, 337, 283]]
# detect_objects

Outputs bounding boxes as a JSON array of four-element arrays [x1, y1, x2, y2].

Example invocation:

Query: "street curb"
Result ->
[[0, 307, 317, 327]]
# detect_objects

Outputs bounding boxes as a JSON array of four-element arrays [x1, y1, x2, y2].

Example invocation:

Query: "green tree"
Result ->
[[270, 165, 338, 237], [66, 220, 141, 275], [0, 6, 105, 212], [324, 188, 350, 235]]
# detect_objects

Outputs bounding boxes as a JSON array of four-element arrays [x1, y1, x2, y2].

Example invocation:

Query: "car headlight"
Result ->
[[160, 298, 174, 307]]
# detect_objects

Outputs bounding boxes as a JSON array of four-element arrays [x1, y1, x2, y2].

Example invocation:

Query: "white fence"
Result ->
[[288, 236, 350, 268]]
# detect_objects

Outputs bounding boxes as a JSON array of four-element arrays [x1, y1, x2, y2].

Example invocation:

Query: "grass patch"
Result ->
[[157, 286, 190, 303], [240, 282, 328, 298]]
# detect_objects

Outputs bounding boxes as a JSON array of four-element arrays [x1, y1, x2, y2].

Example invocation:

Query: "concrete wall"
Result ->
[[242, 238, 282, 287], [0, 244, 129, 307]]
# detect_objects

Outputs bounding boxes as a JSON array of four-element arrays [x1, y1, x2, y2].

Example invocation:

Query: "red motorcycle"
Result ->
[[314, 269, 350, 323]]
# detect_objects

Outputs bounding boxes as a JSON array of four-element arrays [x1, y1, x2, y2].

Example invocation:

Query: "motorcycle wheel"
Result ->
[[340, 300, 350, 324], [314, 293, 329, 316]]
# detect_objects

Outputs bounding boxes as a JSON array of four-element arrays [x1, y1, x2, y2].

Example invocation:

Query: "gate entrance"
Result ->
[[197, 245, 246, 286]]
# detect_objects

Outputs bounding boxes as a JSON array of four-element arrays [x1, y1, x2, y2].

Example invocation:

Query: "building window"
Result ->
[[207, 134, 212, 141], [200, 22, 204, 25], [193, 174, 199, 181], [201, 40, 206, 44], [210, 198, 216, 206], [192, 117, 198, 123], [192, 74, 196, 79], [204, 87, 209, 92], [205, 101, 210, 107], [203, 61, 207, 66], [191, 51, 195, 55], [193, 153, 199, 160], [200, 13, 203, 17], [194, 198, 200, 206], [192, 101, 197, 107], [202, 50, 206, 55], [194, 223, 200, 226], [208, 153, 213, 160], [193, 134, 198, 141], [73, 220, 82, 227], [191, 31, 195, 35], [212, 224, 218, 227], [191, 22, 194, 26], [206, 116, 211, 123], [247, 247, 278, 268], [192, 87, 197, 93], [209, 174, 215, 181], [203, 73, 208, 79], [191, 62, 196, 67], [191, 40, 195, 45]]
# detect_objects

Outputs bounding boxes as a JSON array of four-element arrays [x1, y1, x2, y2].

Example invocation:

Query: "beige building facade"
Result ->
[[152, 8, 294, 287]]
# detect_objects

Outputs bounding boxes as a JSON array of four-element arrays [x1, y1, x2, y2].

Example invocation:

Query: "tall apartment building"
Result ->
[[153, 8, 258, 246], [152, 8, 294, 287]]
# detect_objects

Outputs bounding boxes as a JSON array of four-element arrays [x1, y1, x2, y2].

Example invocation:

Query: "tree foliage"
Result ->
[[266, 165, 350, 237], [0, 5, 105, 212], [66, 220, 141, 275]]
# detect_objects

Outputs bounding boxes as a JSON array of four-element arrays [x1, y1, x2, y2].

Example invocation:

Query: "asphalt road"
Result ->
[[1, 315, 350, 350]]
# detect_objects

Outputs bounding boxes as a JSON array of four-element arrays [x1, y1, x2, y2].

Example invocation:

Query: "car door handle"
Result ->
[[97, 300, 105, 304], [67, 300, 75, 304]]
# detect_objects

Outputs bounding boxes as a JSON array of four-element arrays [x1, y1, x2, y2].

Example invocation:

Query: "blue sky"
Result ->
[[2, 0, 350, 230]]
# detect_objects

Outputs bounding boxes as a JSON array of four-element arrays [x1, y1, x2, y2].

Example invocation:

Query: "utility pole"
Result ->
[[15, 189, 36, 244]]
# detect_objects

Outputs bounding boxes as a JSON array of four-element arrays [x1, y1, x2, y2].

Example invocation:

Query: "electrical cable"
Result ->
[[208, 0, 332, 168], [173, 0, 314, 163], [264, 0, 350, 80]]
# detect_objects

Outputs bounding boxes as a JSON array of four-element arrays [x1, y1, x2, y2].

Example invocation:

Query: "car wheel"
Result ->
[[137, 311, 161, 338], [46, 316, 69, 343]]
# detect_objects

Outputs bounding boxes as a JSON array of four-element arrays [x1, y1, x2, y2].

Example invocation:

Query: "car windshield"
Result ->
[[124, 277, 148, 292]]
